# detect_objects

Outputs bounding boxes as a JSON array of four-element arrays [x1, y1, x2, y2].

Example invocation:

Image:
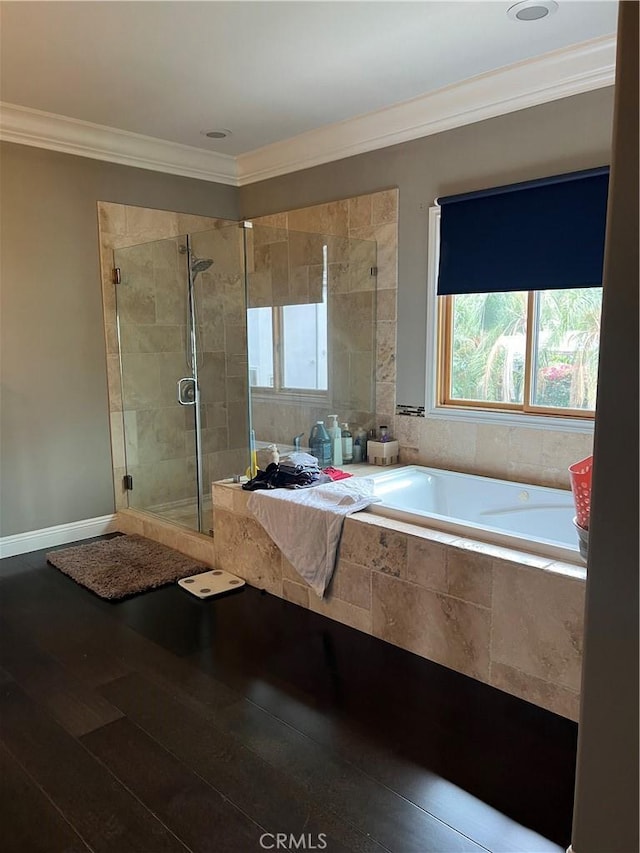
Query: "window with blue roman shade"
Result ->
[[436, 167, 609, 296]]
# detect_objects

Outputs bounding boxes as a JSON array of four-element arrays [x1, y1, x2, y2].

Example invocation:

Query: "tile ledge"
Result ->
[[533, 560, 587, 582], [353, 511, 459, 544], [353, 512, 586, 579], [489, 660, 582, 703], [116, 508, 213, 543]]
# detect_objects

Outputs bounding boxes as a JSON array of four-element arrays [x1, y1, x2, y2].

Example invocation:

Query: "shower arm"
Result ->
[[180, 242, 194, 371], [186, 291, 194, 370], [183, 246, 213, 371]]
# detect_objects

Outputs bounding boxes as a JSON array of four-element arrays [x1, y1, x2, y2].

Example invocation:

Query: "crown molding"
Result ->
[[0, 102, 238, 185], [0, 36, 615, 189], [236, 35, 616, 186]]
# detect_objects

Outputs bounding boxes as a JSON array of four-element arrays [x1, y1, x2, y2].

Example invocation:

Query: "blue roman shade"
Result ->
[[436, 166, 609, 295]]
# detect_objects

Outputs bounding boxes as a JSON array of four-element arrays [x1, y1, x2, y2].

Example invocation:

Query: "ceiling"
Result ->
[[0, 1, 618, 161]]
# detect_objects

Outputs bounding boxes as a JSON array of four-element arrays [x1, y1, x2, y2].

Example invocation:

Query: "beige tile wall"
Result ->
[[395, 416, 594, 490], [209, 482, 586, 721], [251, 189, 398, 448], [247, 225, 327, 306]]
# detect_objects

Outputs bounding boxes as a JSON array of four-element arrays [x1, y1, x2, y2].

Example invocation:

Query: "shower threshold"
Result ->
[[143, 496, 214, 533]]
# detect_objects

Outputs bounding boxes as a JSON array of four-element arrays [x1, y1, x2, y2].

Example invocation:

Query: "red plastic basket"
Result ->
[[569, 455, 593, 530]]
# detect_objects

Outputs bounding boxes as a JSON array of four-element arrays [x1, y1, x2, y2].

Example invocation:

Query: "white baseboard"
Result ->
[[0, 514, 117, 558]]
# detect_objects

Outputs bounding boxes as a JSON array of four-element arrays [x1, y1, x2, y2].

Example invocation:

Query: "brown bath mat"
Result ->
[[47, 534, 209, 600]]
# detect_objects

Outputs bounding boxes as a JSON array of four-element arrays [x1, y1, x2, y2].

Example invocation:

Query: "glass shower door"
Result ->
[[190, 224, 251, 493], [114, 235, 200, 530], [115, 224, 252, 534]]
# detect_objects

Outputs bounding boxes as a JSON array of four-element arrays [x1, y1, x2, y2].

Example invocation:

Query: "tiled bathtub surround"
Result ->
[[211, 481, 586, 721]]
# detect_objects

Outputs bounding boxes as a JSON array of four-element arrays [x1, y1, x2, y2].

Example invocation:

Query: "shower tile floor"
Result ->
[[147, 496, 214, 532], [0, 537, 577, 852]]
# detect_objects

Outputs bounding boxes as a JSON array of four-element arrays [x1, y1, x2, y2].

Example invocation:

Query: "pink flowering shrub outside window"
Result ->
[[537, 363, 574, 408]]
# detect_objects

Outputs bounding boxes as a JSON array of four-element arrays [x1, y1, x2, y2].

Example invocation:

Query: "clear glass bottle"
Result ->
[[309, 421, 332, 468], [355, 426, 368, 461], [327, 414, 342, 466], [341, 423, 353, 463]]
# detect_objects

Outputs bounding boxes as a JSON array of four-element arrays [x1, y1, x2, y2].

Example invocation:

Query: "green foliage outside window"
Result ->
[[451, 291, 527, 403], [449, 288, 602, 411]]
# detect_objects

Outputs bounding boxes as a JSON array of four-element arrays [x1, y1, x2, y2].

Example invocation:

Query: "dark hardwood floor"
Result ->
[[0, 537, 578, 852]]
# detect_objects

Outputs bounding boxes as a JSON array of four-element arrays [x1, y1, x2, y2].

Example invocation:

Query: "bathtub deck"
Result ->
[[0, 537, 576, 852]]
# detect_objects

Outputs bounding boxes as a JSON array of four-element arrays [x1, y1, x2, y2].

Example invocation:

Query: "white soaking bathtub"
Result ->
[[368, 465, 581, 563]]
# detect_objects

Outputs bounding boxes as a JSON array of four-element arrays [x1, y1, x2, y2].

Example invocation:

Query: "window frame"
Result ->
[[425, 205, 596, 433]]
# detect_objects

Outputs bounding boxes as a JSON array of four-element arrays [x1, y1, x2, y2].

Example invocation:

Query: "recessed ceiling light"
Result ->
[[200, 129, 232, 139], [507, 0, 558, 21]]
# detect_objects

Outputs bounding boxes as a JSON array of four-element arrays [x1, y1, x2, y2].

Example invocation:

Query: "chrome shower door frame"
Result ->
[[185, 233, 205, 534]]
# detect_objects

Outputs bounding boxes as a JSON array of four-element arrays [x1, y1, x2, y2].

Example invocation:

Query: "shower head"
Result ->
[[191, 255, 214, 275]]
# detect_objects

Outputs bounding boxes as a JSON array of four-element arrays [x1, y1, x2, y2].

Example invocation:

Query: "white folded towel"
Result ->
[[247, 478, 381, 597]]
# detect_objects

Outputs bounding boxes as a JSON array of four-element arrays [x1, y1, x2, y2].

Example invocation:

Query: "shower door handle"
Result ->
[[177, 377, 196, 406]]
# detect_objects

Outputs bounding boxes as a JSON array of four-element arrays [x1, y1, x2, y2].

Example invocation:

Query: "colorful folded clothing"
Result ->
[[322, 467, 353, 481]]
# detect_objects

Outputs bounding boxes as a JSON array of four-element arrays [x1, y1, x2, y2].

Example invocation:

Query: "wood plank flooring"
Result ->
[[0, 537, 578, 852]]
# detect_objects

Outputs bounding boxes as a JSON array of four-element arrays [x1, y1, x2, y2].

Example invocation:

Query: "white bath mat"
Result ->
[[178, 568, 245, 599]]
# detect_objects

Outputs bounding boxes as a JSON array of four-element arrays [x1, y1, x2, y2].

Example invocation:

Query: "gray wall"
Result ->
[[571, 3, 639, 850], [0, 143, 239, 537], [240, 89, 614, 407]]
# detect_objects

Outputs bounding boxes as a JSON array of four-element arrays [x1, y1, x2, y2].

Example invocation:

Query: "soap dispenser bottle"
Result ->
[[327, 415, 342, 466], [341, 423, 353, 464]]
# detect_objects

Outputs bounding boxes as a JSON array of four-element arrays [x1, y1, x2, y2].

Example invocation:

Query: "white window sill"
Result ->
[[425, 404, 594, 434]]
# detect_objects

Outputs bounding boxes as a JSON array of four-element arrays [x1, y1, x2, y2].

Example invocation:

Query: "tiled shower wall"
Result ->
[[246, 219, 377, 447], [98, 203, 246, 512], [251, 189, 399, 445]]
